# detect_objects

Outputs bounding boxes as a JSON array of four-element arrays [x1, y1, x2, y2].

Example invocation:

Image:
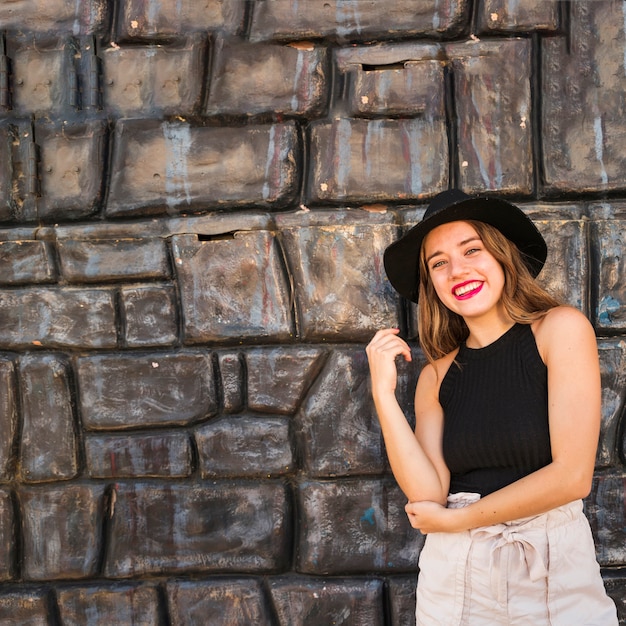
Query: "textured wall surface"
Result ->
[[0, 0, 625, 624]]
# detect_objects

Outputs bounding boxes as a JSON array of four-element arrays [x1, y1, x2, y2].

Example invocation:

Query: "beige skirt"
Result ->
[[415, 494, 618, 626]]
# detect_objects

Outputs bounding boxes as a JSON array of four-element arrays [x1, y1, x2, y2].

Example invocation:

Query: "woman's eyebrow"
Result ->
[[425, 236, 481, 264]]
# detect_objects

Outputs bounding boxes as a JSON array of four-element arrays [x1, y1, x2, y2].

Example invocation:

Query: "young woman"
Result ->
[[366, 189, 617, 625]]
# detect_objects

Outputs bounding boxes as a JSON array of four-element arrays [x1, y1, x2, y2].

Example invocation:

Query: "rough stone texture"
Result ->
[[57, 583, 161, 625], [0, 287, 117, 349], [76, 352, 217, 430], [172, 232, 293, 344], [18, 354, 78, 483], [106, 120, 301, 216], [166, 578, 272, 626], [448, 39, 534, 195], [541, 1, 626, 193], [105, 481, 291, 577], [0, 1, 623, 623], [206, 40, 329, 118], [20, 484, 106, 580]]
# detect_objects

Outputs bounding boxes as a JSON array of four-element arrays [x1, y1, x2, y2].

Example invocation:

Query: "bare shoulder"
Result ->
[[415, 349, 459, 400], [532, 306, 597, 361]]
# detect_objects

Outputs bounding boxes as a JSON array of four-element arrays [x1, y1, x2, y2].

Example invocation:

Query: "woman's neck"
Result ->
[[464, 309, 514, 349]]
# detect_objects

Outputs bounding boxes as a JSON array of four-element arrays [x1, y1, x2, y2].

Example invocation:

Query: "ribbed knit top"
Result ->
[[439, 323, 552, 497]]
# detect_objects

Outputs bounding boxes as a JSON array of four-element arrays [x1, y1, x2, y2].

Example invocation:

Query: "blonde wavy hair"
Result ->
[[417, 220, 560, 364]]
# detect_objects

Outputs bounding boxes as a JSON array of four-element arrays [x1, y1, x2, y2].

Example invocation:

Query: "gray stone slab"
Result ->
[[0, 1, 108, 34], [387, 575, 418, 626], [206, 40, 329, 118], [20, 483, 106, 580], [591, 220, 626, 331], [19, 354, 78, 482], [57, 237, 170, 283], [85, 431, 193, 478], [0, 240, 57, 284], [269, 576, 386, 625], [541, 2, 626, 192], [102, 36, 206, 117], [76, 351, 217, 430], [37, 119, 107, 221], [246, 346, 325, 414], [307, 118, 449, 205], [597, 339, 626, 468], [115, 0, 246, 40], [105, 481, 291, 577], [0, 590, 48, 624], [446, 38, 534, 195], [476, 0, 560, 33], [217, 351, 245, 414], [534, 219, 588, 313], [280, 223, 401, 341], [0, 287, 117, 349], [0, 358, 16, 480], [120, 284, 179, 347], [249, 0, 470, 42], [172, 232, 293, 344], [167, 578, 273, 626], [295, 347, 420, 477], [0, 489, 14, 581], [296, 478, 422, 574], [57, 583, 160, 625], [196, 415, 293, 478], [106, 119, 300, 216]]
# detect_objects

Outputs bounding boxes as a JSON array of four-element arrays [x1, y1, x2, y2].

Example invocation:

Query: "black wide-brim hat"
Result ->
[[383, 189, 547, 303]]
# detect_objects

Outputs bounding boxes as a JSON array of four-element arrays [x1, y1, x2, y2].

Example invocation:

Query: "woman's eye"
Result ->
[[466, 247, 480, 255], [431, 260, 445, 269]]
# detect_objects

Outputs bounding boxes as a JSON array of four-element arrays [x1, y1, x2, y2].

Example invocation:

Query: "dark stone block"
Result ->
[[106, 120, 300, 216], [280, 223, 400, 341], [218, 351, 245, 413], [57, 237, 170, 283], [172, 232, 293, 344], [105, 481, 291, 577], [36, 119, 107, 221], [0, 358, 17, 480], [0, 489, 14, 581], [591, 220, 626, 331], [0, 287, 117, 349], [307, 118, 448, 205], [603, 574, 626, 626], [597, 340, 626, 468], [296, 478, 422, 574], [246, 346, 324, 414], [534, 219, 588, 313], [541, 2, 626, 193], [269, 576, 386, 626], [76, 351, 217, 430], [85, 432, 193, 478], [387, 575, 418, 626], [586, 474, 626, 568], [18, 354, 78, 482], [0, 240, 56, 285], [196, 415, 293, 478], [102, 36, 207, 117], [249, 0, 470, 42], [167, 578, 273, 626], [206, 40, 329, 118], [447, 39, 533, 195], [346, 59, 445, 118], [476, 0, 559, 33], [0, 1, 108, 34], [57, 583, 160, 625], [120, 284, 179, 347], [20, 484, 106, 580], [115, 0, 246, 41], [0, 590, 48, 624]]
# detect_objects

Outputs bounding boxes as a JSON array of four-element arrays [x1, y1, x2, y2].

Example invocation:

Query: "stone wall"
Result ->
[[0, 0, 624, 624]]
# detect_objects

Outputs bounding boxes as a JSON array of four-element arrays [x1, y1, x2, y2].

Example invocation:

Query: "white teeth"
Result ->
[[455, 281, 481, 296]]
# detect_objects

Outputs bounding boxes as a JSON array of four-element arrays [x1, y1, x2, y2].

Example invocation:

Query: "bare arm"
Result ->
[[406, 307, 601, 532], [366, 329, 450, 505]]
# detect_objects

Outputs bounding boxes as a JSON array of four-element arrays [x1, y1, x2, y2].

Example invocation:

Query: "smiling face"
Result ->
[[423, 220, 507, 323]]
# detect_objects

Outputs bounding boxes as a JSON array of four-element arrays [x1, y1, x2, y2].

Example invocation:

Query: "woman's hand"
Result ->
[[365, 328, 412, 397], [405, 500, 464, 534]]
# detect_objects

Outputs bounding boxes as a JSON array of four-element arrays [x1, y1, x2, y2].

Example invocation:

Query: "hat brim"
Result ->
[[383, 196, 547, 303]]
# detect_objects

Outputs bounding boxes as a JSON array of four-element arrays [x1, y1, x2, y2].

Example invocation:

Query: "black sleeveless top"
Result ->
[[439, 323, 552, 497]]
